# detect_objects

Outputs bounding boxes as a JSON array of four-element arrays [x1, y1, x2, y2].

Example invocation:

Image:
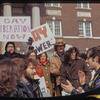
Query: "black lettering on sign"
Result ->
[[36, 44, 43, 52], [46, 41, 52, 48], [43, 42, 47, 49], [35, 40, 53, 54]]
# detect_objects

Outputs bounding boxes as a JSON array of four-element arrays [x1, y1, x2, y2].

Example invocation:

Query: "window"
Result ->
[[12, 7, 24, 15], [78, 21, 92, 37], [77, 3, 90, 9], [46, 20, 62, 37], [45, 3, 60, 7]]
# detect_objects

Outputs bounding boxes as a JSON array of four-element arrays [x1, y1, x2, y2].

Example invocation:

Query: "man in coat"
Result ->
[[61, 46, 100, 95], [50, 39, 66, 96], [12, 58, 43, 98]]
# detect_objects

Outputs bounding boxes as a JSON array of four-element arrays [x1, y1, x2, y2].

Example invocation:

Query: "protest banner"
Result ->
[[0, 16, 31, 42], [31, 23, 55, 55], [39, 77, 47, 93]]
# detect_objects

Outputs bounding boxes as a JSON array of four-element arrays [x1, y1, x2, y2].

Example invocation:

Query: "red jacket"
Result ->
[[35, 65, 49, 87]]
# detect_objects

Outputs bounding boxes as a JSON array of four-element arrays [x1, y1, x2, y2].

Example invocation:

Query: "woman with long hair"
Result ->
[[0, 59, 20, 96], [60, 46, 91, 93]]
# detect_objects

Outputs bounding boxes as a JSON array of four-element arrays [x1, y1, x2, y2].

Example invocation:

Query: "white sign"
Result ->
[[31, 23, 55, 55], [62, 91, 70, 96], [39, 77, 47, 93], [0, 16, 31, 42]]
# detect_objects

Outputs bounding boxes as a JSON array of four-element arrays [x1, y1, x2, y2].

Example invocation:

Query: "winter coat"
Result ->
[[71, 68, 100, 95], [50, 53, 62, 86], [60, 58, 91, 89], [34, 65, 49, 88], [82, 68, 100, 92], [0, 51, 25, 60], [12, 80, 43, 98], [38, 60, 53, 96]]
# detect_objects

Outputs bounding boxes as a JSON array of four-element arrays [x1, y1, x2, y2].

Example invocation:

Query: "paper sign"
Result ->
[[31, 23, 55, 55], [39, 77, 47, 93], [62, 91, 70, 96], [0, 16, 31, 42]]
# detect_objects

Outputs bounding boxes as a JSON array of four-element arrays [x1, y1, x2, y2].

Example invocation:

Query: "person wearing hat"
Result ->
[[0, 42, 25, 60], [50, 39, 66, 96]]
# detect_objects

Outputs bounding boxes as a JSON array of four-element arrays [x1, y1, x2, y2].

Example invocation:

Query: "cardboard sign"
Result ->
[[0, 16, 31, 42], [31, 23, 55, 55], [39, 77, 47, 93]]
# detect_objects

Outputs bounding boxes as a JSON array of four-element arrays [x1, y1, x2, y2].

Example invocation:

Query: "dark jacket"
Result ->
[[71, 68, 100, 95], [12, 80, 43, 98], [0, 51, 25, 60], [60, 58, 91, 88]]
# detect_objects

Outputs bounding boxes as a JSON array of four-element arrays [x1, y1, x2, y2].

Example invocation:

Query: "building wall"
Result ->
[[0, 3, 100, 55], [40, 3, 100, 52], [91, 3, 100, 37]]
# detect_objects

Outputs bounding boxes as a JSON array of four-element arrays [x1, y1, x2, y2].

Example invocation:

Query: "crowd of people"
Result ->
[[0, 39, 99, 98]]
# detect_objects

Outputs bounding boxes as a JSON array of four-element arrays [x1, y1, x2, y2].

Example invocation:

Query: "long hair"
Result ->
[[25, 50, 37, 59], [20, 58, 37, 72], [87, 46, 100, 64], [64, 46, 79, 65], [11, 58, 24, 77], [0, 59, 20, 96]]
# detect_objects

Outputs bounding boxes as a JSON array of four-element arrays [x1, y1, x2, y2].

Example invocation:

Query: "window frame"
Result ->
[[78, 21, 92, 37], [12, 7, 24, 16], [76, 3, 90, 9], [46, 20, 62, 37], [45, 3, 61, 8]]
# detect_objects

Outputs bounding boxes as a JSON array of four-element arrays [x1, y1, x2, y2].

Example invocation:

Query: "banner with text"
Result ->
[[31, 23, 55, 55], [0, 16, 31, 42]]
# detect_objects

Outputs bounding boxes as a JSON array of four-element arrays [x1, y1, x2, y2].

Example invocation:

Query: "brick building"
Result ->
[[0, 3, 100, 58]]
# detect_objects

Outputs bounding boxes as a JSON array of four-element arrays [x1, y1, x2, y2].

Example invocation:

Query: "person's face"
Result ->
[[85, 52, 96, 70], [24, 62, 36, 80], [40, 53, 46, 62], [70, 50, 76, 60], [57, 45, 65, 53], [6, 44, 14, 53], [29, 52, 36, 60]]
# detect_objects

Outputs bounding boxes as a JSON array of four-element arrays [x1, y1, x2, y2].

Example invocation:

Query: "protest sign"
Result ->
[[39, 77, 47, 93], [0, 16, 31, 42], [31, 23, 55, 55]]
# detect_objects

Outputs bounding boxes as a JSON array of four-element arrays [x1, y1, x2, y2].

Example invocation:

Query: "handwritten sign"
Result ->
[[31, 23, 55, 55], [39, 77, 47, 93], [0, 16, 31, 42]]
